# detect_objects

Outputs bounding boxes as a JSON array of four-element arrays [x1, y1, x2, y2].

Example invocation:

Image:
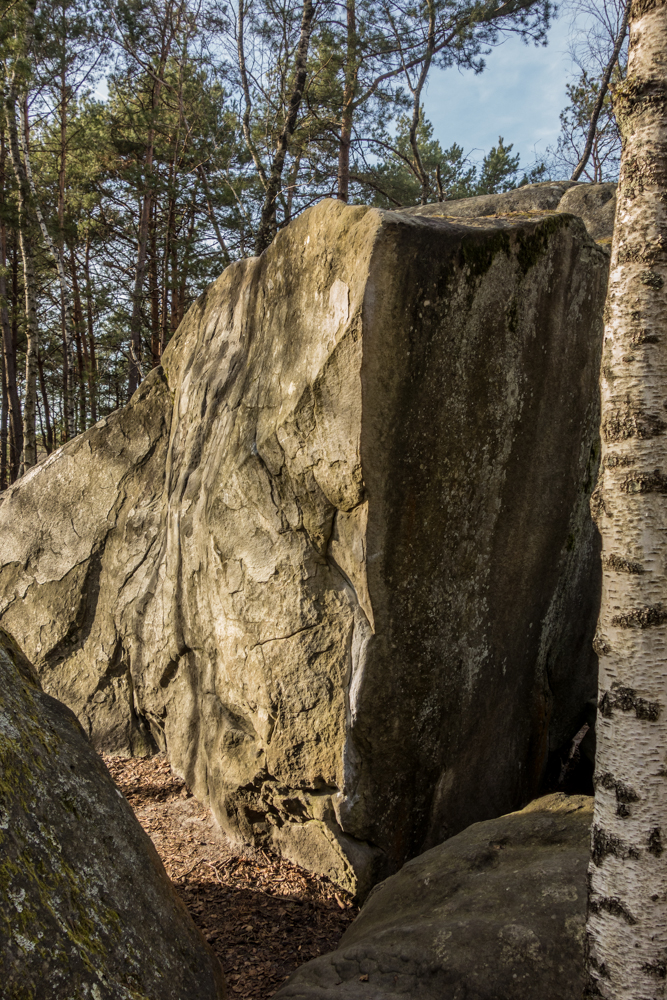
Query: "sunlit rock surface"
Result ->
[[404, 179, 616, 244], [0, 197, 607, 895]]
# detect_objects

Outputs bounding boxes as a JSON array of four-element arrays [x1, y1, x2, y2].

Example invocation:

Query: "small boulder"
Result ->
[[275, 794, 591, 999], [402, 180, 616, 243], [0, 628, 226, 1000], [556, 183, 616, 243]]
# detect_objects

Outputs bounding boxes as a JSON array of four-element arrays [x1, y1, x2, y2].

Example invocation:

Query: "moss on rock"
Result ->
[[0, 628, 225, 1000]]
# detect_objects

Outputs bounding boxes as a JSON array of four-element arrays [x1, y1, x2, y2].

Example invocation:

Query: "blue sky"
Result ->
[[422, 15, 574, 175]]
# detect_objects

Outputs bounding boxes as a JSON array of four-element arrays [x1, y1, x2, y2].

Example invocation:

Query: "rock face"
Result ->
[[275, 794, 592, 1000], [0, 628, 226, 1000], [0, 198, 607, 895], [403, 180, 616, 244]]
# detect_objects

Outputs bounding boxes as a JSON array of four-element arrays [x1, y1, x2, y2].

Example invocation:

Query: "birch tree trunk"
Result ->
[[585, 1, 667, 998]]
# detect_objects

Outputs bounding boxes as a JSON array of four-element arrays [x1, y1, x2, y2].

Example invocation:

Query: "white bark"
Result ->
[[586, 0, 667, 998]]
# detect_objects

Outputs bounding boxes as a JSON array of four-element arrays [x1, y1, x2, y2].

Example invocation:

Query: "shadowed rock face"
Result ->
[[274, 794, 592, 1000], [0, 628, 226, 1000], [0, 198, 607, 896]]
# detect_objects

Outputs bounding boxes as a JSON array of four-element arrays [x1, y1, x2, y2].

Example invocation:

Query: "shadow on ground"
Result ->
[[103, 754, 358, 999]]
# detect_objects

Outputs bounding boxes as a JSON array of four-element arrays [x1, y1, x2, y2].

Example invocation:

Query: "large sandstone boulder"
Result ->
[[0, 628, 226, 999], [275, 794, 592, 999], [403, 180, 616, 244], [0, 199, 607, 896]]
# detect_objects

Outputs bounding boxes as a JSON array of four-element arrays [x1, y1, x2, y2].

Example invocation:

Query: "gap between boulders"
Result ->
[[103, 753, 359, 999]]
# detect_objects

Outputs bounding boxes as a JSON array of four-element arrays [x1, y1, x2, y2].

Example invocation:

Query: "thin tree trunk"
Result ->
[[407, 0, 436, 205], [20, 97, 77, 440], [128, 30, 172, 395], [128, 187, 151, 395], [4, 81, 38, 473], [1, 329, 6, 491], [73, 306, 86, 430], [254, 0, 315, 255], [83, 235, 97, 423], [571, 0, 631, 183], [161, 193, 175, 355], [71, 247, 94, 427], [36, 350, 53, 454], [197, 165, 231, 263], [585, 1, 667, 997], [0, 126, 22, 479], [149, 199, 160, 368], [337, 0, 358, 203], [238, 0, 269, 190]]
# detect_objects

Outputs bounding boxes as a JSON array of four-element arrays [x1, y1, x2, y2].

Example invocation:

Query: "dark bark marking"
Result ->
[[639, 270, 664, 289], [591, 823, 640, 866], [603, 410, 665, 443], [586, 953, 610, 981], [596, 771, 639, 803], [621, 470, 667, 495], [631, 0, 663, 17], [631, 330, 660, 345], [642, 960, 667, 978], [605, 454, 636, 468], [589, 895, 637, 925], [593, 632, 611, 656], [590, 485, 612, 523], [599, 691, 614, 717], [599, 683, 661, 719], [636, 697, 661, 720], [595, 772, 639, 817], [648, 827, 664, 856], [611, 605, 667, 634], [618, 243, 664, 265], [603, 553, 645, 573]]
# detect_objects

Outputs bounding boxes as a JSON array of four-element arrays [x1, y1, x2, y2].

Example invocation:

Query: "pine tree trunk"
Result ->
[[0, 129, 22, 480], [36, 351, 54, 455], [4, 84, 38, 473], [21, 98, 76, 440], [585, 1, 667, 997], [337, 0, 357, 203], [1, 330, 7, 491], [254, 0, 315, 254], [83, 236, 97, 424]]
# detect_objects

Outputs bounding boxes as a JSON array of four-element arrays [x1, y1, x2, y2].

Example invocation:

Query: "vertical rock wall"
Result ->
[[0, 200, 607, 895]]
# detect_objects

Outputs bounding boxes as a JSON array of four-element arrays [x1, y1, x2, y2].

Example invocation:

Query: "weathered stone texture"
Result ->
[[275, 794, 592, 999], [0, 198, 607, 895], [404, 180, 616, 244], [0, 628, 226, 1000]]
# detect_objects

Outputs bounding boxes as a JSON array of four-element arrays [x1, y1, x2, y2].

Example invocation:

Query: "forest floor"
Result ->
[[103, 754, 358, 999]]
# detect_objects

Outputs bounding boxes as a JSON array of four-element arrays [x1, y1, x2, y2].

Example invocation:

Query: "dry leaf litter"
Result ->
[[103, 754, 358, 998]]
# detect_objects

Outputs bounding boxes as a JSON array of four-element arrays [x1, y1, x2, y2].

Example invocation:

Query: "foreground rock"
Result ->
[[403, 180, 616, 243], [275, 794, 592, 999], [0, 628, 226, 1000], [0, 198, 607, 895]]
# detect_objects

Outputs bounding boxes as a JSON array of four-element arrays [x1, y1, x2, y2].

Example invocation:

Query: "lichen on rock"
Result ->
[[0, 628, 225, 1000]]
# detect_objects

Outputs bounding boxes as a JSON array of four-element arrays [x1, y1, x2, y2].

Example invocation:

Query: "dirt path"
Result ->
[[103, 754, 358, 998]]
